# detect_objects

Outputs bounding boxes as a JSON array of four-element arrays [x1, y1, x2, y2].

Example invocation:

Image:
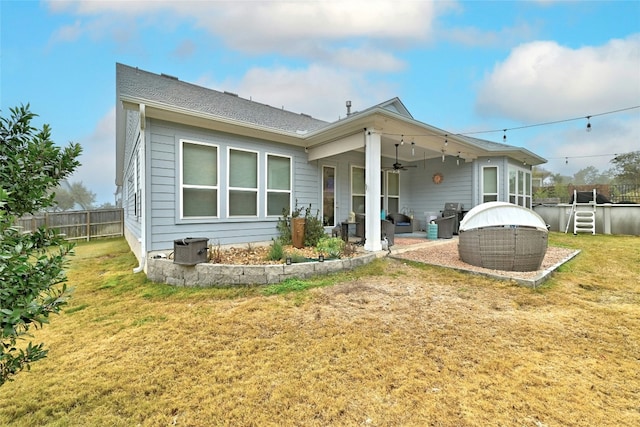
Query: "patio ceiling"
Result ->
[[305, 106, 546, 166]]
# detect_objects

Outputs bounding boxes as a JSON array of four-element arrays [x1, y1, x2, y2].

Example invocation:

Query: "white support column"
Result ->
[[364, 129, 382, 251]]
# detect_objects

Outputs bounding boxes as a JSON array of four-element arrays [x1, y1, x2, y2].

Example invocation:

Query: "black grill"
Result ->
[[442, 202, 464, 234]]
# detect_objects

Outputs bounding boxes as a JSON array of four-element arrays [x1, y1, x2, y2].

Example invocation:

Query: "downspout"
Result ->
[[133, 103, 147, 273]]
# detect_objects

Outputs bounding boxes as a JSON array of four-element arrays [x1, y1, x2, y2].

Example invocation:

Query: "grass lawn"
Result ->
[[0, 233, 638, 426]]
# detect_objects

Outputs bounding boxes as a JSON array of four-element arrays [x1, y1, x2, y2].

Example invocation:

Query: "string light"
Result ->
[[457, 152, 460, 166], [411, 141, 415, 157], [586, 116, 592, 132], [441, 149, 445, 162], [503, 129, 507, 142], [444, 134, 448, 147], [400, 134, 404, 145], [460, 105, 638, 136]]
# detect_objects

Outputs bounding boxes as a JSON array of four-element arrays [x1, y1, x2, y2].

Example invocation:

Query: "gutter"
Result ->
[[133, 104, 147, 273]]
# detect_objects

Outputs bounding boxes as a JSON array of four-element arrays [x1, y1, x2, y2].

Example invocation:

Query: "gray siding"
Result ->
[[403, 156, 473, 227], [147, 119, 320, 251], [123, 110, 141, 242]]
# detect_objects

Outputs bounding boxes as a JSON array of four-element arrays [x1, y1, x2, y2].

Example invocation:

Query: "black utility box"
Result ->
[[173, 238, 209, 265]]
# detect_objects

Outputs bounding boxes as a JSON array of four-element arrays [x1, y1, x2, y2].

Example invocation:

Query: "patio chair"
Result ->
[[433, 215, 456, 239], [355, 214, 395, 246], [388, 213, 414, 234]]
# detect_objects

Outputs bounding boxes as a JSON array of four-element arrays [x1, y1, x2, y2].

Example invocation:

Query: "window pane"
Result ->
[[525, 173, 531, 195], [388, 197, 399, 214], [230, 150, 257, 188], [518, 171, 524, 194], [183, 188, 217, 217], [184, 143, 217, 186], [509, 169, 516, 194], [268, 192, 290, 216], [268, 155, 290, 190], [352, 195, 365, 214], [323, 166, 335, 226], [483, 167, 497, 193], [388, 172, 399, 196], [352, 167, 365, 194], [484, 195, 498, 203], [229, 190, 257, 216]]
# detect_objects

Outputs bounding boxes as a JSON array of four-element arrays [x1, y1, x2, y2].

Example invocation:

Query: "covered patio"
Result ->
[[303, 99, 545, 252]]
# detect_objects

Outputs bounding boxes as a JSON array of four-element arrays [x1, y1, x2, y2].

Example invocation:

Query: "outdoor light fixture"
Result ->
[[286, 257, 292, 265], [318, 254, 324, 262]]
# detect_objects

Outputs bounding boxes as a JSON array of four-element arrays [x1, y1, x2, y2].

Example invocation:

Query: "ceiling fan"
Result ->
[[383, 143, 417, 171]]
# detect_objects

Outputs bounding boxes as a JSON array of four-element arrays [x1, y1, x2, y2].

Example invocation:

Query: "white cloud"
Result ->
[[442, 22, 538, 48], [46, 0, 443, 71], [68, 107, 117, 205], [475, 35, 640, 122], [206, 64, 396, 122]]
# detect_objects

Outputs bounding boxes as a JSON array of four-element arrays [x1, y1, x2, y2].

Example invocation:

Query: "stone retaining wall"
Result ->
[[147, 253, 379, 287]]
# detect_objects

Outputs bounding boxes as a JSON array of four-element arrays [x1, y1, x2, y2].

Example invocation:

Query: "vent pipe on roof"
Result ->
[[346, 100, 352, 116]]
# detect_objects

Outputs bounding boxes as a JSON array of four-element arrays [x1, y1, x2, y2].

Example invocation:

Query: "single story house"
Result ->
[[115, 63, 546, 273]]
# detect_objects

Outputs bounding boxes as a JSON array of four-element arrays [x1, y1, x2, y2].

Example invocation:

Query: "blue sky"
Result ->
[[2, 0, 639, 205]]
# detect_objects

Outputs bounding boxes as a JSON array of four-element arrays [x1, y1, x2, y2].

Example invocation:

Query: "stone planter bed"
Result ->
[[147, 252, 378, 287]]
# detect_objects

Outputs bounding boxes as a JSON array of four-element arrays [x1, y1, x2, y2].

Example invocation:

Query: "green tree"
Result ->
[[609, 151, 640, 185], [0, 105, 81, 386], [572, 166, 612, 185], [52, 181, 96, 211]]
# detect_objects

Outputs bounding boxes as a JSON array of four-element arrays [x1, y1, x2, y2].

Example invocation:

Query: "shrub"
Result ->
[[315, 236, 345, 259], [276, 201, 326, 247], [267, 239, 284, 261]]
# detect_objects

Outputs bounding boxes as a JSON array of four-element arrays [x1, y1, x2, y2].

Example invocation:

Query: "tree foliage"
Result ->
[[1, 104, 81, 386], [52, 181, 96, 211], [609, 151, 640, 185]]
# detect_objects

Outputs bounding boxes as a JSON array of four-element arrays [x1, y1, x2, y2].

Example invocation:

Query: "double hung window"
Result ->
[[482, 166, 498, 203], [181, 141, 218, 218], [267, 154, 291, 216], [228, 148, 258, 216]]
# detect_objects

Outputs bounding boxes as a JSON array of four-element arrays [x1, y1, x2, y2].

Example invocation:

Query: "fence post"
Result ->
[[86, 211, 91, 241]]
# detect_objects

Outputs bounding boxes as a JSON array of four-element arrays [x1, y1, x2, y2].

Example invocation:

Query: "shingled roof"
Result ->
[[116, 63, 329, 134]]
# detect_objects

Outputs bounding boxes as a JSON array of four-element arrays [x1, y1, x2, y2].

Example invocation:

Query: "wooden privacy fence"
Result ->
[[16, 208, 124, 241]]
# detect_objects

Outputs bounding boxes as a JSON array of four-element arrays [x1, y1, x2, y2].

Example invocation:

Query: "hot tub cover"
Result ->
[[459, 202, 547, 232]]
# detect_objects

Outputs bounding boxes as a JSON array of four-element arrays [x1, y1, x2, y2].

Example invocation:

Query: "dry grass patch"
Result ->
[[0, 234, 638, 426]]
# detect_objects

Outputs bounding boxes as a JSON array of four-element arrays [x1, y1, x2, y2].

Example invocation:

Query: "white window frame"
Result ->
[[227, 147, 259, 218], [351, 165, 366, 214], [509, 166, 532, 208], [265, 153, 292, 217], [381, 170, 400, 215], [322, 165, 336, 227], [180, 139, 219, 219], [482, 165, 499, 203]]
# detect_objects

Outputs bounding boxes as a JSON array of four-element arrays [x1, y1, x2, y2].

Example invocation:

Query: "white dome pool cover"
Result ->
[[459, 202, 548, 232]]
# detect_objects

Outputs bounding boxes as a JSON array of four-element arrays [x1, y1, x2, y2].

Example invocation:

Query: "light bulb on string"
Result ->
[[411, 141, 415, 157], [441, 149, 445, 162], [503, 129, 507, 142], [586, 116, 592, 132], [444, 134, 448, 147], [565, 157, 568, 164], [400, 134, 404, 145], [457, 152, 460, 166]]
